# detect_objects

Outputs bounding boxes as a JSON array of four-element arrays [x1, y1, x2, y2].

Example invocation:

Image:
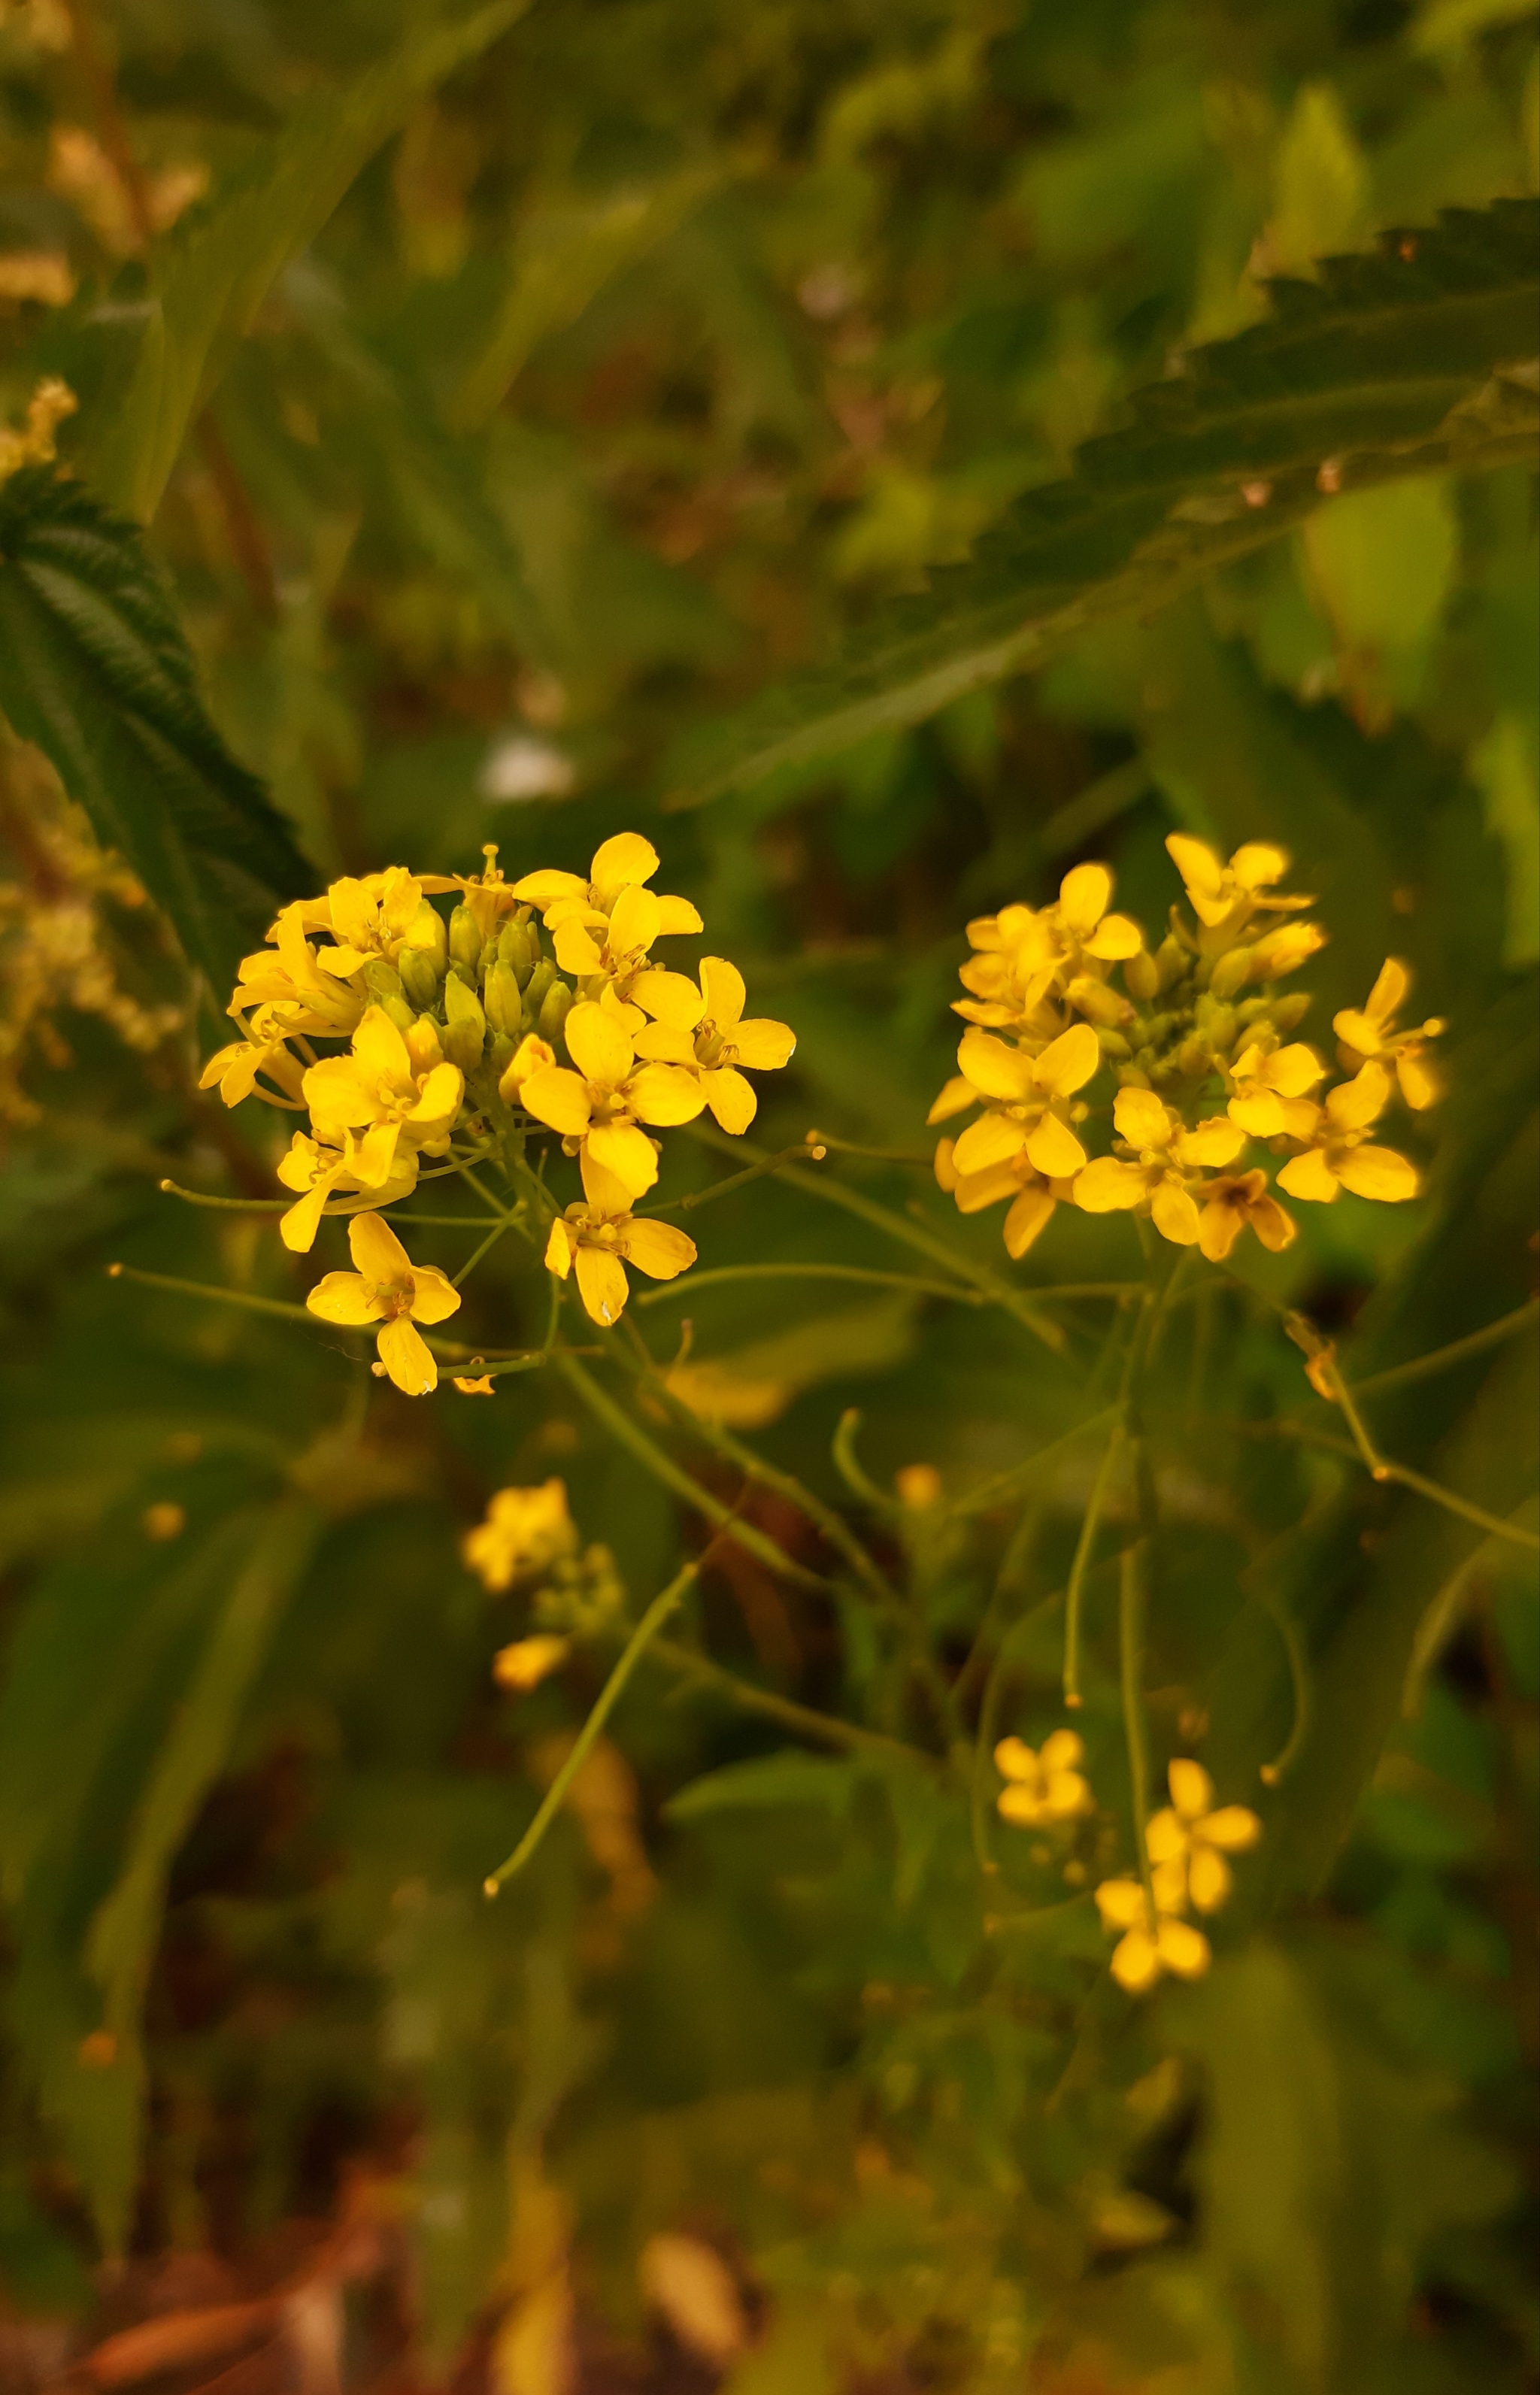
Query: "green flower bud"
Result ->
[[523, 958, 557, 1020], [363, 959, 405, 1005], [1154, 935, 1187, 992], [484, 960, 524, 1036], [405, 900, 447, 974], [1123, 947, 1159, 1002], [442, 971, 487, 1072], [1096, 1029, 1132, 1060], [1208, 946, 1254, 999], [499, 917, 538, 988], [399, 947, 441, 1011], [1270, 991, 1312, 1032], [488, 1031, 517, 1083], [538, 978, 574, 1047], [449, 903, 484, 974], [380, 993, 416, 1035]]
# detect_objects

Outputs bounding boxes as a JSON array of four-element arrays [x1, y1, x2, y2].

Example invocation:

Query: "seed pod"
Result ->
[[484, 960, 524, 1036], [538, 978, 574, 1046], [441, 971, 487, 1072], [399, 947, 441, 1011], [1123, 947, 1159, 1002], [449, 904, 484, 974], [498, 917, 538, 988], [405, 900, 448, 973]]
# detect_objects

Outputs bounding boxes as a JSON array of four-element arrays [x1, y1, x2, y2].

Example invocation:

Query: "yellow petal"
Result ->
[[956, 1029, 1032, 1102], [589, 832, 659, 896], [1044, 1770, 1090, 1816], [1073, 1157, 1148, 1213], [953, 1160, 1020, 1214], [585, 1121, 659, 1196], [1026, 1113, 1087, 1181], [1145, 1809, 1187, 1865], [1111, 1929, 1163, 1992], [997, 1785, 1050, 1826], [553, 919, 605, 977], [632, 1022, 696, 1066], [493, 1634, 571, 1691], [302, 1056, 377, 1129], [632, 969, 705, 1029], [565, 1000, 633, 1091], [280, 1181, 334, 1254], [305, 1270, 381, 1326], [349, 1121, 403, 1189], [1166, 832, 1223, 894], [511, 869, 587, 908], [348, 1210, 414, 1285], [575, 1244, 630, 1326], [1250, 1193, 1296, 1252], [1153, 1918, 1211, 1978], [993, 1736, 1037, 1781], [608, 881, 661, 956], [1396, 1050, 1440, 1111], [405, 1062, 465, 1127], [1187, 1848, 1232, 1914], [1231, 841, 1288, 890], [1003, 1184, 1056, 1257], [1335, 1145, 1420, 1202], [1181, 1116, 1247, 1169], [699, 955, 747, 1028], [1325, 1061, 1390, 1130], [377, 1315, 438, 1396], [1059, 862, 1111, 935], [407, 1266, 462, 1325], [1040, 1729, 1084, 1772], [1364, 956, 1409, 1027], [1151, 1856, 1189, 1914], [952, 1110, 1029, 1176], [1034, 1021, 1101, 1096], [731, 1018, 796, 1069], [1271, 1044, 1325, 1097], [1276, 1149, 1339, 1203], [1113, 1086, 1172, 1150], [544, 1220, 574, 1278], [522, 1065, 594, 1138], [701, 1066, 756, 1135], [579, 1149, 638, 1214], [1095, 1878, 1148, 1930], [1168, 1759, 1213, 1819], [1229, 1090, 1286, 1137], [1084, 913, 1142, 961], [352, 1004, 411, 1086], [623, 1218, 697, 1281], [655, 895, 704, 935], [933, 1137, 958, 1193], [927, 1075, 978, 1126], [1202, 1805, 1263, 1853]]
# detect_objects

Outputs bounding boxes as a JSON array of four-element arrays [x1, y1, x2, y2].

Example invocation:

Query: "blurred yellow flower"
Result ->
[[305, 1212, 461, 1396], [1095, 1878, 1211, 1993], [302, 1005, 463, 1190], [513, 833, 702, 990], [493, 1633, 572, 1691], [1145, 1760, 1262, 1914], [1275, 1062, 1420, 1203], [1333, 956, 1443, 1108], [199, 1025, 306, 1108], [1196, 1169, 1296, 1261], [1226, 1041, 1324, 1135], [995, 1729, 1093, 1827], [464, 1478, 579, 1591], [0, 374, 74, 484], [933, 1138, 1065, 1257], [1073, 1087, 1244, 1245], [1165, 834, 1312, 947]]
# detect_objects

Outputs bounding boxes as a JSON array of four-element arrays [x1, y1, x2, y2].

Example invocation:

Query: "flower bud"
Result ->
[[1250, 922, 1326, 978], [399, 947, 441, 1011], [406, 1017, 444, 1075], [405, 900, 447, 973], [484, 960, 524, 1036], [1096, 1028, 1132, 1059], [498, 1033, 555, 1102], [1067, 975, 1130, 1028], [488, 1032, 517, 1082], [377, 992, 416, 1035], [1208, 946, 1255, 999], [1123, 947, 1159, 1002], [499, 916, 538, 988], [538, 978, 574, 1047], [1196, 999, 1237, 1050], [1155, 935, 1187, 991], [363, 959, 405, 1005], [441, 971, 487, 1072], [523, 959, 557, 1021], [449, 903, 484, 973], [1271, 991, 1312, 1032]]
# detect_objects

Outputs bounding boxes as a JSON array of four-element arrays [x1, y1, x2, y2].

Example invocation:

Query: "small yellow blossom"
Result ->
[[230, 905, 364, 1039], [630, 956, 796, 1133], [1165, 834, 1313, 950], [493, 1633, 571, 1691], [948, 1022, 1101, 1181], [1074, 1088, 1245, 1245], [521, 999, 703, 1198], [1196, 1169, 1296, 1261], [1274, 1063, 1420, 1205], [1145, 1760, 1262, 1914], [453, 1375, 496, 1395], [198, 1023, 306, 1108], [305, 868, 427, 975], [464, 1478, 579, 1591], [1226, 1041, 1323, 1135], [305, 1212, 461, 1396], [0, 374, 75, 484], [496, 1030, 555, 1103], [301, 1005, 464, 1190], [1333, 957, 1443, 1109], [0, 251, 75, 308], [275, 1129, 420, 1254], [933, 1138, 1066, 1257], [995, 1730, 1093, 1827], [544, 1154, 698, 1326], [512, 833, 702, 992], [1095, 1877, 1211, 1993]]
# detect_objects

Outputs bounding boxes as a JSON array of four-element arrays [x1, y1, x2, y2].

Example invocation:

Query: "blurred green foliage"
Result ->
[[0, 0, 1536, 2389]]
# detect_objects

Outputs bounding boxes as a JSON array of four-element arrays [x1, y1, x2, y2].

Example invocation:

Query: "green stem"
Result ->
[[646, 1142, 825, 1216], [650, 1637, 934, 1770], [108, 1263, 314, 1324], [451, 1213, 518, 1290], [1063, 1425, 1124, 1709], [832, 1408, 894, 1511], [1256, 1591, 1311, 1787], [483, 1564, 696, 1894], [1348, 1298, 1538, 1398], [1118, 1541, 1157, 1931], [636, 1261, 984, 1306], [1245, 1420, 1540, 1551], [953, 1404, 1118, 1521]]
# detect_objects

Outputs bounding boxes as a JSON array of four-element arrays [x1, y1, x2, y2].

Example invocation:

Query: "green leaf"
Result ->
[[88, 0, 532, 523], [0, 469, 314, 990], [671, 201, 1540, 805]]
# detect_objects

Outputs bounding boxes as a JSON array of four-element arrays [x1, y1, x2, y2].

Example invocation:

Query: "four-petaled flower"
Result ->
[[1226, 1041, 1323, 1135], [464, 1478, 579, 1591], [199, 1020, 306, 1108], [933, 1139, 1067, 1257], [304, 867, 426, 975], [275, 1129, 420, 1253], [1333, 956, 1443, 1110], [305, 1213, 462, 1396], [230, 905, 363, 1038], [1073, 1087, 1244, 1245], [1196, 1169, 1296, 1261], [301, 1005, 464, 1193], [544, 1155, 698, 1326], [994, 1730, 1093, 1827], [512, 833, 702, 992], [1165, 834, 1313, 949], [1274, 1062, 1420, 1204], [948, 1022, 1102, 1181], [520, 999, 705, 1197], [1094, 1877, 1211, 1993], [629, 956, 796, 1132], [1145, 1760, 1262, 1913]]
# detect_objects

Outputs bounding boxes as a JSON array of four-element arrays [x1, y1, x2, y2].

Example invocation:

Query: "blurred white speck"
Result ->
[[479, 732, 575, 803]]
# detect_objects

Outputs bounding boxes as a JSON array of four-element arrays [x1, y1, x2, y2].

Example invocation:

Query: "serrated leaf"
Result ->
[[87, 0, 532, 523], [0, 469, 313, 989], [671, 201, 1539, 806]]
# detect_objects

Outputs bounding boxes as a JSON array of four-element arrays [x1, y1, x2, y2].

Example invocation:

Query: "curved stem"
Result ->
[[1348, 1297, 1538, 1399], [1118, 1541, 1157, 1931], [1063, 1426, 1124, 1710], [832, 1408, 896, 1513]]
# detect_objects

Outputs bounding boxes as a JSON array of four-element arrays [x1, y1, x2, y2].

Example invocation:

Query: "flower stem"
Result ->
[[1063, 1424, 1124, 1709], [1118, 1539, 1158, 1933], [1348, 1297, 1538, 1398], [650, 1637, 935, 1771], [636, 1260, 984, 1305], [483, 1563, 696, 1896]]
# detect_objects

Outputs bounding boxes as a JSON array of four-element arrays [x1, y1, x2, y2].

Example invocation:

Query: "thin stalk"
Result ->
[[451, 1214, 518, 1290], [832, 1408, 896, 1512], [1118, 1542, 1157, 1931], [1348, 1298, 1538, 1398], [483, 1564, 696, 1895], [1321, 1358, 1391, 1481], [159, 1182, 514, 1229], [636, 1262, 984, 1306], [953, 1403, 1119, 1522], [802, 1130, 935, 1164], [1257, 1592, 1311, 1787], [650, 1638, 934, 1770], [646, 1142, 826, 1217], [1063, 1426, 1124, 1709], [1242, 1419, 1540, 1552], [108, 1263, 314, 1325]]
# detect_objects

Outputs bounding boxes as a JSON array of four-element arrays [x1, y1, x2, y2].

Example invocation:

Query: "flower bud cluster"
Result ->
[[930, 835, 1440, 1265], [199, 834, 796, 1378], [463, 1477, 626, 1693]]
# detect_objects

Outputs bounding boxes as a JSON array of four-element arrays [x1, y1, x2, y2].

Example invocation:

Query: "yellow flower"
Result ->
[[230, 905, 364, 1038], [275, 1130, 420, 1254], [1333, 957, 1443, 1109], [493, 1633, 571, 1691], [520, 998, 703, 1198], [301, 1005, 465, 1191], [994, 1730, 1093, 1827], [305, 1212, 462, 1396], [1165, 834, 1313, 950], [463, 1478, 578, 1591], [629, 956, 796, 1133], [1274, 1063, 1420, 1204], [496, 1031, 556, 1103], [1054, 863, 1144, 966], [954, 902, 1062, 1029], [0, 374, 74, 484], [1073, 1087, 1245, 1246], [1226, 1041, 1323, 1135], [512, 833, 702, 990], [1145, 1760, 1262, 1914], [309, 868, 426, 975], [1095, 1877, 1211, 1993], [1196, 1169, 1296, 1261], [933, 1138, 1066, 1258], [454, 1375, 496, 1395], [544, 1154, 698, 1326], [198, 1023, 306, 1108], [947, 1022, 1102, 1181]]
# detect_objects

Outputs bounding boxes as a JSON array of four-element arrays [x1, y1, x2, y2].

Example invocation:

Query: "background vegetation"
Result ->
[[0, 0, 1536, 2387]]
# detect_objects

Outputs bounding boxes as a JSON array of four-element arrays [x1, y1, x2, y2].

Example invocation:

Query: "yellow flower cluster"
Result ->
[[1095, 1762, 1261, 1993], [462, 1477, 626, 1692], [931, 838, 1438, 1265], [0, 375, 74, 486], [200, 835, 796, 1378]]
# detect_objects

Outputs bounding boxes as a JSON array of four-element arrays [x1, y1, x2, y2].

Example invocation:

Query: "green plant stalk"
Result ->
[[636, 1261, 984, 1305], [1118, 1539, 1158, 1932], [483, 1562, 696, 1893], [650, 1636, 935, 1770], [1346, 1297, 1538, 1397], [1063, 1425, 1124, 1711]]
